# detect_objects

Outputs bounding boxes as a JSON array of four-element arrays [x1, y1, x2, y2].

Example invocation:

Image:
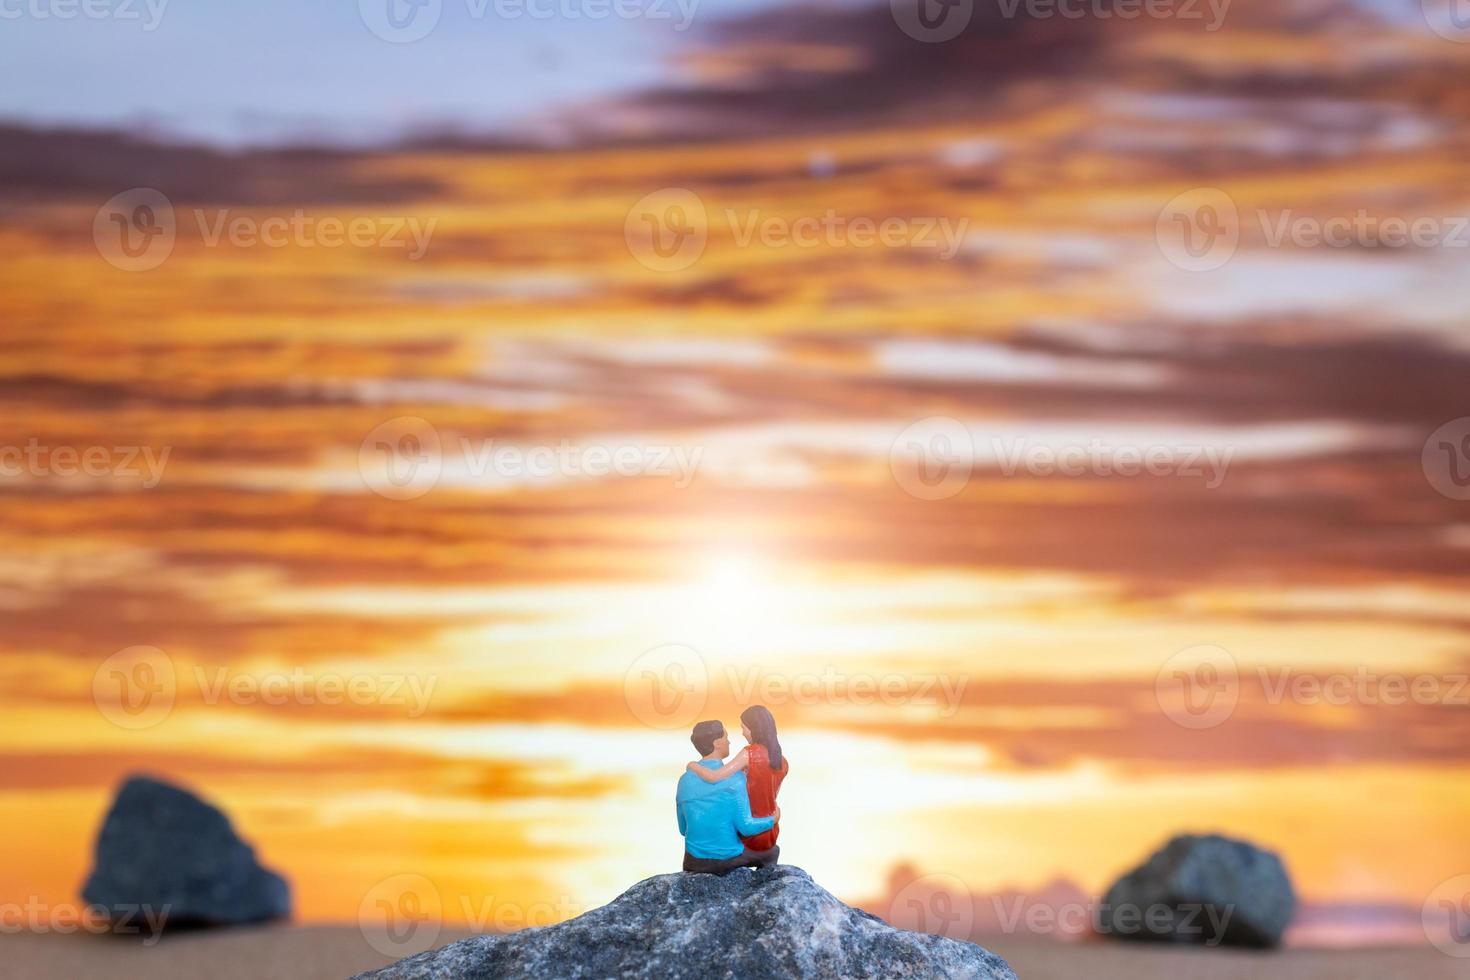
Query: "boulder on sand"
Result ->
[[1096, 833, 1295, 948], [82, 774, 291, 928], [354, 865, 1016, 980]]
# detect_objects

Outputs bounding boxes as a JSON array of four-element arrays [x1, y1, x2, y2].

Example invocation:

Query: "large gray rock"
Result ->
[[1096, 833, 1295, 948], [354, 865, 1015, 980], [81, 774, 291, 928]]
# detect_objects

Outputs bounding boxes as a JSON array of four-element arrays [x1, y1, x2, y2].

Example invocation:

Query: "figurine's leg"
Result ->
[[683, 852, 750, 875], [742, 845, 780, 869]]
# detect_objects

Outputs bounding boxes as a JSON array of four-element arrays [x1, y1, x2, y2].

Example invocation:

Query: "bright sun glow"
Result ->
[[671, 551, 798, 654], [699, 551, 767, 605]]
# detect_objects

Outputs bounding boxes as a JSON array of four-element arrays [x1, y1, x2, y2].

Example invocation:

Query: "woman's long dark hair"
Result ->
[[740, 705, 783, 770]]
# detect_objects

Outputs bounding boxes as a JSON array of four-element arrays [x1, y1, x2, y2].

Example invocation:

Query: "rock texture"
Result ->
[[1096, 833, 1296, 948], [355, 865, 1015, 980], [81, 774, 291, 928]]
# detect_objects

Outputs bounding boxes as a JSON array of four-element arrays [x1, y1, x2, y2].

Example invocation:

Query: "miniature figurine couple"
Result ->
[[676, 705, 789, 875]]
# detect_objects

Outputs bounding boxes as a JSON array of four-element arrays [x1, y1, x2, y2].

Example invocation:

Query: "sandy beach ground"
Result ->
[[7, 928, 1464, 979]]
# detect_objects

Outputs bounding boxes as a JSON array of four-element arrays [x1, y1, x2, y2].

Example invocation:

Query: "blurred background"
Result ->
[[3, 0, 1470, 960]]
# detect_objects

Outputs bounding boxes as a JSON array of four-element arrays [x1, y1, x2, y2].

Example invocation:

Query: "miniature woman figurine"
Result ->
[[684, 705, 788, 850]]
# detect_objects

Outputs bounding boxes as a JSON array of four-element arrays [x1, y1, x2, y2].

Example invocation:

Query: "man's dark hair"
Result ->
[[690, 720, 725, 757]]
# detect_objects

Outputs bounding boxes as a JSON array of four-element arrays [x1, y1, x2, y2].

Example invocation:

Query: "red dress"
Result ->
[[740, 744, 788, 851]]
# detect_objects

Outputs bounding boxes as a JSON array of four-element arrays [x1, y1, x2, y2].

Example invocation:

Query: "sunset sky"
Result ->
[[2, 0, 1470, 945]]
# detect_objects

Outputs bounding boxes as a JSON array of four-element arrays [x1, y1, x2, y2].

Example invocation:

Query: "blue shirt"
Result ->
[[676, 759, 776, 859]]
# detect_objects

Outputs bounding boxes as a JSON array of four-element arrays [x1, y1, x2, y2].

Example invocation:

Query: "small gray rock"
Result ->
[[1096, 833, 1296, 948], [81, 774, 291, 929], [354, 865, 1015, 979]]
